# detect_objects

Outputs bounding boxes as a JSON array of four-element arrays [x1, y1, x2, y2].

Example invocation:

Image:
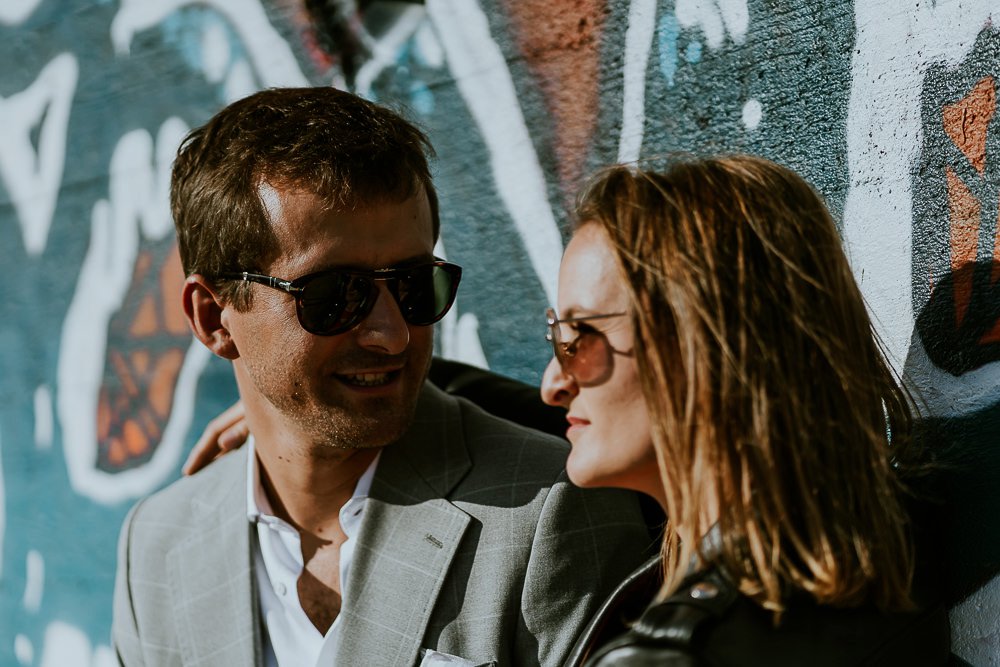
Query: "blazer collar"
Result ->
[[168, 449, 263, 667], [370, 381, 473, 502], [334, 382, 473, 664]]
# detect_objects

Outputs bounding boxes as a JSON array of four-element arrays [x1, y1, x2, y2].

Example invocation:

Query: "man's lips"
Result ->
[[334, 367, 404, 387]]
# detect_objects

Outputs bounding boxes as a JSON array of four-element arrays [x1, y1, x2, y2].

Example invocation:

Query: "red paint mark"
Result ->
[[499, 0, 608, 202], [943, 76, 995, 174], [946, 167, 979, 326]]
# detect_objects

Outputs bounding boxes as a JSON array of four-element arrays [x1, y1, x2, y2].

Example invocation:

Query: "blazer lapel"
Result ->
[[167, 450, 262, 667], [335, 384, 472, 665]]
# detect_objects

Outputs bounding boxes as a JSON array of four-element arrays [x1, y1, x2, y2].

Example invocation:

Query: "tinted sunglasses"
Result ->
[[220, 259, 462, 336], [546, 307, 628, 384]]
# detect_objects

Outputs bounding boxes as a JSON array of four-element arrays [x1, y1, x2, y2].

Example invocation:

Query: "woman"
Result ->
[[544, 155, 948, 665]]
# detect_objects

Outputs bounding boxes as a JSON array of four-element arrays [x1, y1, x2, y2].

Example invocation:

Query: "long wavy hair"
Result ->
[[576, 155, 916, 614]]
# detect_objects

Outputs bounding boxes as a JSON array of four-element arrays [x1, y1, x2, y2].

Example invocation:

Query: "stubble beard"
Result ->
[[303, 395, 419, 452]]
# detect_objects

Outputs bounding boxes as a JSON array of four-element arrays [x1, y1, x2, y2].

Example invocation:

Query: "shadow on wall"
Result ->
[[908, 260, 1000, 606]]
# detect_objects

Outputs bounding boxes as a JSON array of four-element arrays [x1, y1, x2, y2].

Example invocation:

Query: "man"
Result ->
[[112, 87, 651, 667]]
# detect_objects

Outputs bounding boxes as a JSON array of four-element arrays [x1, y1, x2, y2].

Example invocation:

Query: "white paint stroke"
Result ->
[[39, 621, 90, 667], [224, 58, 258, 104], [0, 0, 42, 26], [434, 239, 488, 368], [741, 98, 762, 130], [111, 0, 308, 87], [13, 634, 32, 665], [619, 0, 658, 163], [427, 0, 563, 306], [675, 0, 749, 49], [93, 645, 116, 667], [844, 1, 996, 372], [0, 53, 77, 255], [23, 550, 43, 612], [201, 17, 231, 84], [57, 122, 212, 504], [415, 21, 445, 69], [355, 5, 427, 97], [34, 384, 53, 450]]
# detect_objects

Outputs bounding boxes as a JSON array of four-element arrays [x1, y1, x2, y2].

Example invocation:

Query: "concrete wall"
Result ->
[[0, 0, 997, 664]]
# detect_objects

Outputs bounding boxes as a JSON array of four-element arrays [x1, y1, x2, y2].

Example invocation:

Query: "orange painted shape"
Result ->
[[123, 419, 149, 457], [131, 349, 150, 377], [108, 437, 125, 465], [109, 350, 140, 397], [97, 391, 112, 440], [139, 408, 162, 442], [946, 167, 980, 326], [161, 245, 188, 335], [130, 296, 158, 337], [149, 349, 184, 418], [943, 76, 995, 174]]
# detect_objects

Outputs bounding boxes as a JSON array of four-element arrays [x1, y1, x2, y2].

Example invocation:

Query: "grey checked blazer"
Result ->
[[113, 383, 652, 666]]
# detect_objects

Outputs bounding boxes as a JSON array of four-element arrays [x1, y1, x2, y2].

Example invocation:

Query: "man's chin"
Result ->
[[315, 399, 418, 450]]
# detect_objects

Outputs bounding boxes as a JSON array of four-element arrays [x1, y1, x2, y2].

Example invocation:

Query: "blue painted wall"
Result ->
[[0, 1, 997, 664]]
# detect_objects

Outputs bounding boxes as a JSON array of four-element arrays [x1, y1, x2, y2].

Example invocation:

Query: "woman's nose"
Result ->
[[540, 355, 578, 408]]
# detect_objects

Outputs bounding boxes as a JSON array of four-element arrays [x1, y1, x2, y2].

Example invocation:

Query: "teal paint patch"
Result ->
[[685, 40, 702, 63], [657, 13, 680, 87], [159, 8, 243, 76], [409, 80, 435, 116], [159, 10, 207, 72]]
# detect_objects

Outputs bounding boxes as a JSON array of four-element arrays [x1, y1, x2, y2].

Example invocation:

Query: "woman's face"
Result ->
[[541, 224, 662, 506]]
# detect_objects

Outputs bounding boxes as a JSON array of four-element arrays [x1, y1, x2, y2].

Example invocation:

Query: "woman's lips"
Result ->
[[566, 416, 590, 438]]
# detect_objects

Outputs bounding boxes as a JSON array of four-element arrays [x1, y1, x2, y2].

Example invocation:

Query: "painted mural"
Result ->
[[1, 0, 999, 664]]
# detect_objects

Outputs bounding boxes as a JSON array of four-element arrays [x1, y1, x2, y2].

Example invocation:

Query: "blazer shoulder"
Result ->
[[455, 394, 570, 465], [126, 447, 246, 531]]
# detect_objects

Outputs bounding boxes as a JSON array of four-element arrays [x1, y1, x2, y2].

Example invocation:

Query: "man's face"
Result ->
[[223, 183, 436, 451]]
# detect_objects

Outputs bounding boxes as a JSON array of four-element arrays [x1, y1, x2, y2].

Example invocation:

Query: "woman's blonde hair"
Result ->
[[576, 155, 916, 614]]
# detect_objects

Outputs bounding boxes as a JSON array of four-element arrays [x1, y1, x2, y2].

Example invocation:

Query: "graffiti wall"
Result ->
[[0, 0, 997, 664]]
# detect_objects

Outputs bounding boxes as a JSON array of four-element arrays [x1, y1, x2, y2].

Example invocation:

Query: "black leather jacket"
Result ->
[[572, 563, 951, 667]]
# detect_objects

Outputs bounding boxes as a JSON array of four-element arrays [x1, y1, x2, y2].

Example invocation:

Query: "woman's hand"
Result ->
[[182, 401, 249, 475]]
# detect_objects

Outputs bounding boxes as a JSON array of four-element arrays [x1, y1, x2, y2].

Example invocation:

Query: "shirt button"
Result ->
[[276, 582, 287, 596]]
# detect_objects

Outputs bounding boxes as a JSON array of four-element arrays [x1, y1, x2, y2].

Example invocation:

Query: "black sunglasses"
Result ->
[[220, 259, 462, 336]]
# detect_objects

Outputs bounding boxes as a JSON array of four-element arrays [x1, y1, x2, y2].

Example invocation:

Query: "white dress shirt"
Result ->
[[246, 438, 380, 667]]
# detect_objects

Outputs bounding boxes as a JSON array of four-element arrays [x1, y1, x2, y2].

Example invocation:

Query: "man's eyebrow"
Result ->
[[389, 253, 437, 268], [316, 253, 437, 273]]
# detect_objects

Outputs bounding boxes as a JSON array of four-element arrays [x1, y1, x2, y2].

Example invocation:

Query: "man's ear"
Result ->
[[183, 275, 239, 360]]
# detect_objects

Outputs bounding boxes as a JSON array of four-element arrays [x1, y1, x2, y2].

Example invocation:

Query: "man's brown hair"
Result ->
[[577, 155, 918, 616], [171, 86, 438, 310]]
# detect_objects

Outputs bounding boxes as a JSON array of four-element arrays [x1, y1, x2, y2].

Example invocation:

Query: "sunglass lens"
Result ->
[[396, 264, 460, 325], [297, 273, 374, 335], [567, 332, 608, 384]]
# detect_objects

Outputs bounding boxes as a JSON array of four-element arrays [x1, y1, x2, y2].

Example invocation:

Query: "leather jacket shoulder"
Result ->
[[584, 567, 951, 667]]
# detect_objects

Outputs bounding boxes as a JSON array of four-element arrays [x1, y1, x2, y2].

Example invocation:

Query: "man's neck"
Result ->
[[254, 439, 380, 535]]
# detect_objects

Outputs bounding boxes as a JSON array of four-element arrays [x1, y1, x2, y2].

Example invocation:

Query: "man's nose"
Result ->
[[353, 283, 410, 354], [540, 355, 578, 408]]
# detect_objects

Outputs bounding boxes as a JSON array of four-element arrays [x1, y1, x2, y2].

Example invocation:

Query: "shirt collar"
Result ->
[[245, 436, 381, 524]]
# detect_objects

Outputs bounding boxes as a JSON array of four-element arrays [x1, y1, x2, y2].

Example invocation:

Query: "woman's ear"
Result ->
[[183, 275, 239, 360]]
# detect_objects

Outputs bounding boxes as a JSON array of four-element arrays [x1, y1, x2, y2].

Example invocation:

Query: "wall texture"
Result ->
[[0, 0, 997, 664]]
